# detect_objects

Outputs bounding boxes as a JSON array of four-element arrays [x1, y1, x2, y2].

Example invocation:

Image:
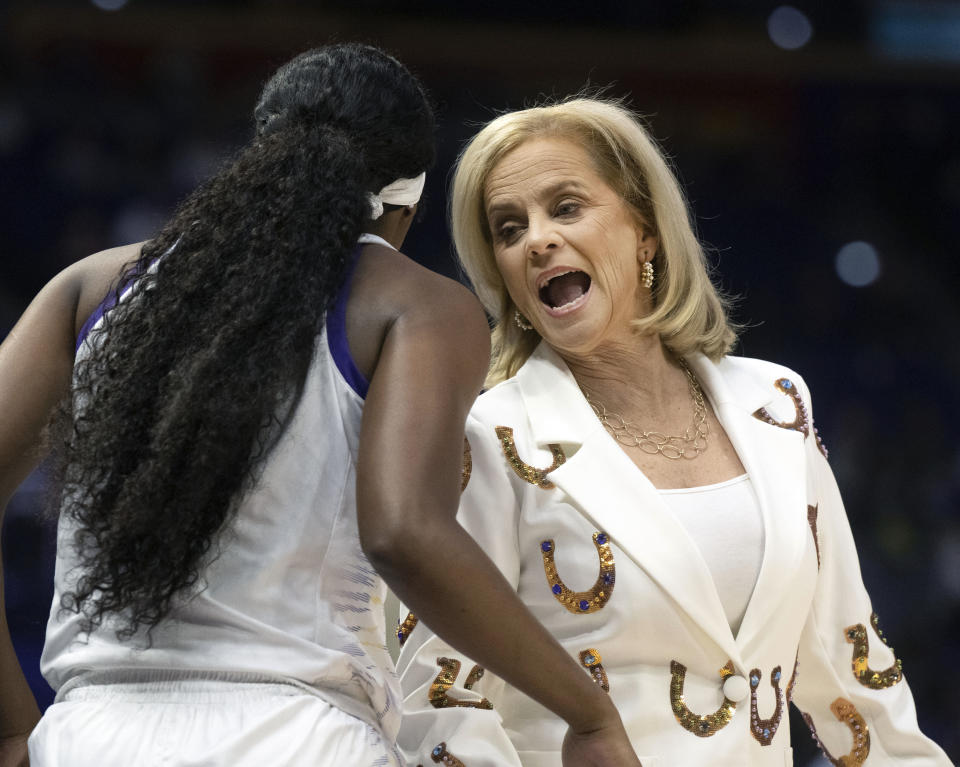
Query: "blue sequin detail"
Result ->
[[603, 573, 614, 585], [583, 653, 596, 665], [579, 599, 590, 611], [763, 728, 771, 739], [596, 533, 608, 545], [433, 746, 443, 757], [773, 670, 781, 682], [541, 541, 553, 553], [750, 673, 760, 687], [782, 379, 793, 388], [552, 584, 562, 595]]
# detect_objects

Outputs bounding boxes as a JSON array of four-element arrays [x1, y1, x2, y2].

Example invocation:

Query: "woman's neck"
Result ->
[[561, 333, 687, 422]]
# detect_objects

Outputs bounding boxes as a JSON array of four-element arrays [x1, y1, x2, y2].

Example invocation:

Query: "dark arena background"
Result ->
[[1, 1, 958, 763]]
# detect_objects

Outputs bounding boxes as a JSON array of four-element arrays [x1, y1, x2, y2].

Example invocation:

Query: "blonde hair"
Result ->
[[451, 97, 739, 386]]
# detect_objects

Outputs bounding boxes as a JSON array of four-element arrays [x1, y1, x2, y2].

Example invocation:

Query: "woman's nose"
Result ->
[[525, 215, 562, 260]]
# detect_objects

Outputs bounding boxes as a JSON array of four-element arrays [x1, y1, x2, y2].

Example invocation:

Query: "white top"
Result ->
[[659, 474, 763, 635], [41, 237, 401, 740]]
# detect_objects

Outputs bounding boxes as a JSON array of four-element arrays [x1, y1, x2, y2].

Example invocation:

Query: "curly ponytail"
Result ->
[[51, 44, 435, 638]]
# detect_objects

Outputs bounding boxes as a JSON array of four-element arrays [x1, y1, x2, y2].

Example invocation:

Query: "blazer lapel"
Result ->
[[516, 345, 743, 666], [688, 355, 809, 655]]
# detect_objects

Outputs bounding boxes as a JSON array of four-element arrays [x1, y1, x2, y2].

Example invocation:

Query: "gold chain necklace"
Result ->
[[583, 358, 709, 460]]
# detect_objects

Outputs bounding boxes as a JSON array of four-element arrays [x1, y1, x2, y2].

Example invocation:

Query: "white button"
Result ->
[[722, 674, 750, 702]]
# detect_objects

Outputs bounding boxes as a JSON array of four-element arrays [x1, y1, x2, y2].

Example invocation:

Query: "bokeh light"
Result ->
[[91, 0, 129, 11], [835, 241, 881, 287], [768, 6, 814, 50]]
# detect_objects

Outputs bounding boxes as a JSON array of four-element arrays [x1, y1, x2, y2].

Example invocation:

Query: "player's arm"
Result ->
[[355, 272, 628, 741], [0, 244, 138, 763], [0, 269, 80, 759]]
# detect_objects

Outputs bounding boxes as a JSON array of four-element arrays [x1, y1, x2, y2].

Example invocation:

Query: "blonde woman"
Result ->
[[395, 98, 952, 766]]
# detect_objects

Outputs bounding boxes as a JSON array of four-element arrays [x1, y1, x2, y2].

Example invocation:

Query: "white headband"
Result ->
[[367, 172, 426, 220]]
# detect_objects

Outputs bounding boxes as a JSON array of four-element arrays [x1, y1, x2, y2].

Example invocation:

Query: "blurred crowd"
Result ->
[[1, 2, 958, 763]]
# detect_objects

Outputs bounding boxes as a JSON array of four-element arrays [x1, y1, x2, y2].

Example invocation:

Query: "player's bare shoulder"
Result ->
[[348, 242, 490, 379], [65, 241, 146, 336], [393, 247, 483, 339]]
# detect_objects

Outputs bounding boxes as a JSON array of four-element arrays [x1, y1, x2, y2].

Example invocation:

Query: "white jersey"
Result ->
[[40, 235, 400, 742]]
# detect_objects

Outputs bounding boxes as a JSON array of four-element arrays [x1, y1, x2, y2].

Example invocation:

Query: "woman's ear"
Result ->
[[637, 228, 658, 264], [633, 214, 658, 262]]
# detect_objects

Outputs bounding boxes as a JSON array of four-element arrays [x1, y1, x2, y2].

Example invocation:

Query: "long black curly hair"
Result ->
[[50, 44, 435, 639]]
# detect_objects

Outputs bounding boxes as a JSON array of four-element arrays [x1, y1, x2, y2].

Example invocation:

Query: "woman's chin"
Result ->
[[536, 317, 608, 359]]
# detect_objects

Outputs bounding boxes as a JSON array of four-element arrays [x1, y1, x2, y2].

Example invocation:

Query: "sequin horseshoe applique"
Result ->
[[429, 657, 493, 710], [397, 612, 419, 647], [461, 436, 472, 492], [669, 660, 737, 737], [540, 532, 615, 614], [752, 378, 829, 458], [749, 666, 785, 746], [419, 742, 466, 767], [801, 698, 870, 766], [808, 504, 821, 568], [495, 426, 566, 489], [580, 648, 610, 692], [845, 616, 903, 689]]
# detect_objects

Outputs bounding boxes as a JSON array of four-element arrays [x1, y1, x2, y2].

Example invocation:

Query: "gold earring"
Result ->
[[641, 261, 654, 289], [515, 309, 533, 331]]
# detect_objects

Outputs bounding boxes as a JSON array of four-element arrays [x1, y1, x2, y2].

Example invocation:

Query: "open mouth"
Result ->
[[539, 269, 592, 310]]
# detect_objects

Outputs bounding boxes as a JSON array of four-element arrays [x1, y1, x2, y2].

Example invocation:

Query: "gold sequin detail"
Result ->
[[540, 532, 615, 614], [844, 618, 903, 689], [425, 742, 466, 767], [808, 504, 821, 569], [749, 666, 785, 746], [429, 657, 493, 710], [669, 660, 737, 737], [397, 611, 419, 647], [495, 425, 566, 489], [461, 436, 472, 492], [464, 664, 485, 690], [871, 611, 893, 647], [580, 648, 610, 692], [752, 378, 828, 458], [801, 698, 870, 766]]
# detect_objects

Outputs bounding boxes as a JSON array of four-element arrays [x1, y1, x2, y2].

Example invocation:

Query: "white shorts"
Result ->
[[28, 671, 404, 767]]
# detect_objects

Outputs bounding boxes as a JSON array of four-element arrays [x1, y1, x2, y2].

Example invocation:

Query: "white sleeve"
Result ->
[[395, 414, 525, 767], [790, 376, 953, 766]]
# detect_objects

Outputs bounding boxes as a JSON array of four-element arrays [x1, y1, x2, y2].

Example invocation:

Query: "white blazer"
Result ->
[[396, 343, 952, 767]]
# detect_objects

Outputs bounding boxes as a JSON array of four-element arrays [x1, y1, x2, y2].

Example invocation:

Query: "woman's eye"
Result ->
[[555, 200, 580, 216], [497, 223, 522, 242]]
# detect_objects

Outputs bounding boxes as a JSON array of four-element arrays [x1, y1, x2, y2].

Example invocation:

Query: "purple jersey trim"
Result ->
[[75, 269, 139, 354], [326, 248, 369, 399], [75, 252, 166, 354], [75, 294, 117, 353]]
